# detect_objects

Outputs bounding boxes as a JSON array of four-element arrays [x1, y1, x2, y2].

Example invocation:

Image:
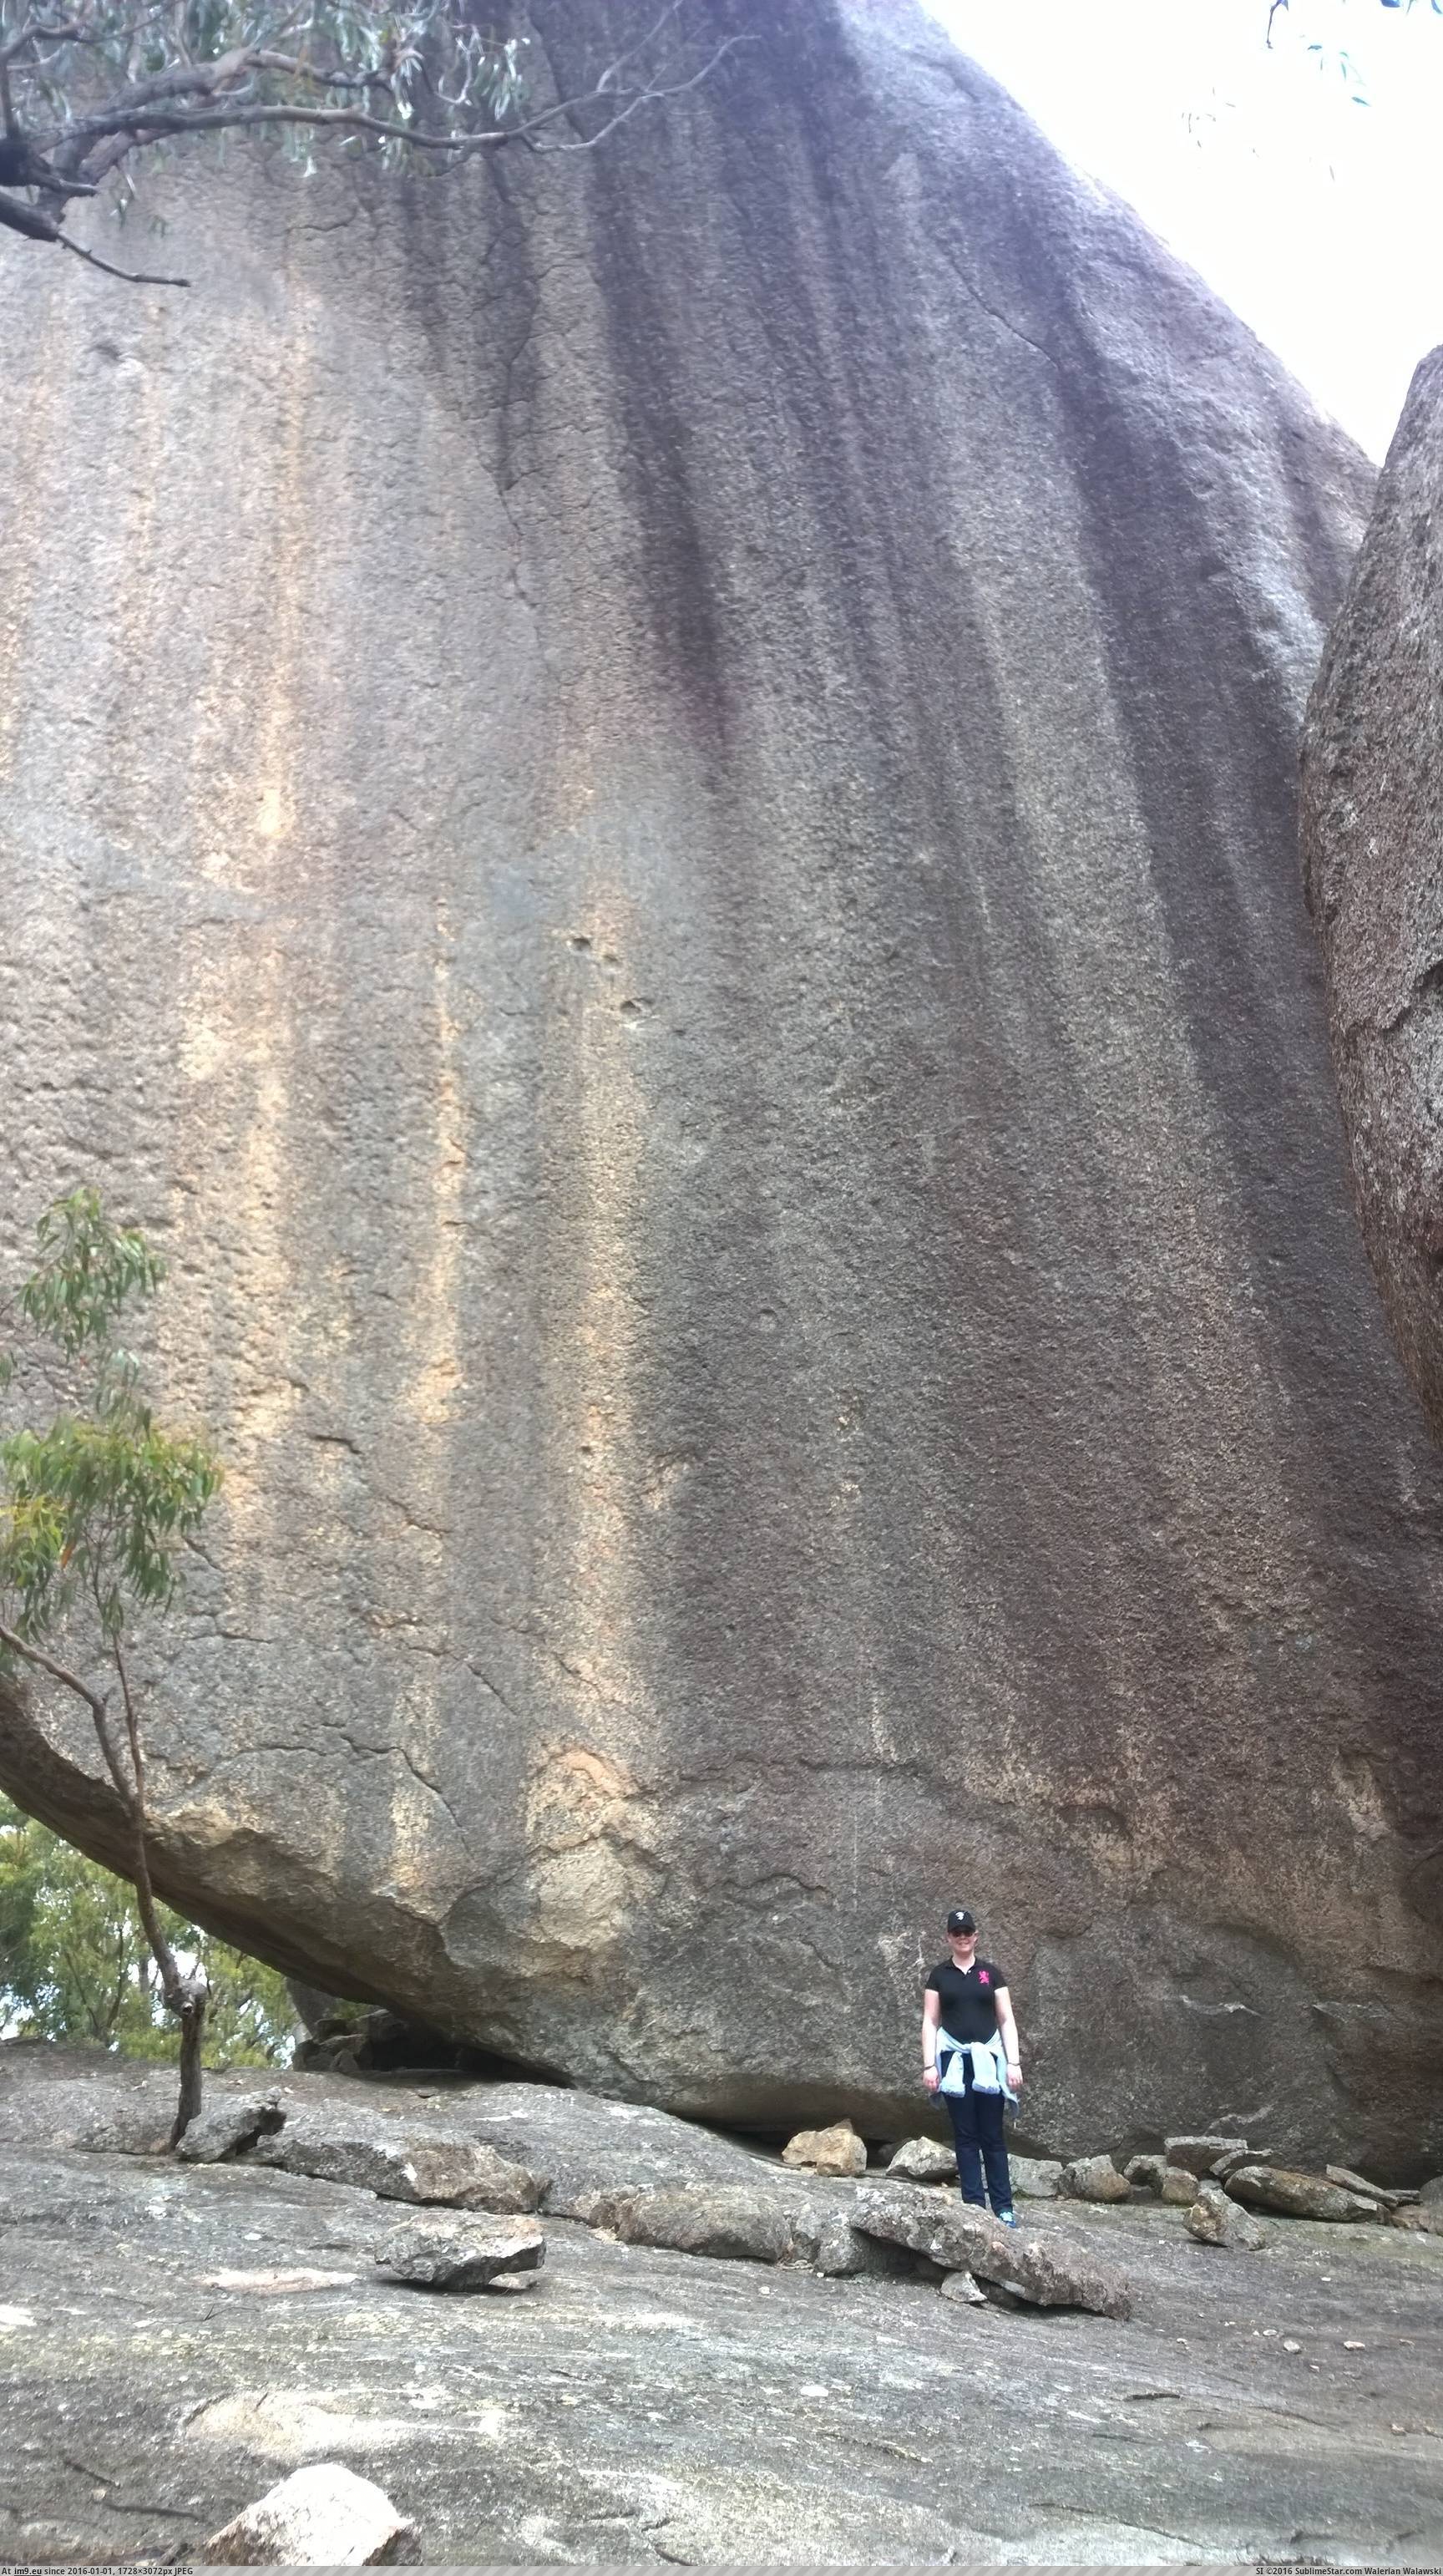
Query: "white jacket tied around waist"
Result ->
[[935, 2027, 1014, 2103]]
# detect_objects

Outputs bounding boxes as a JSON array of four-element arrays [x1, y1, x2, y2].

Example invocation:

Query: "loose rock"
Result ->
[[781, 2120, 867, 2178], [1226, 2166, 1379, 2224], [611, 2186, 797, 2266], [178, 2092, 286, 2163], [1160, 2165, 1200, 2206], [198, 2462, 419, 2564], [1061, 2154, 1132, 2204], [1124, 2155, 1168, 2193], [374, 2211, 544, 2291], [1325, 2166, 1410, 2210], [787, 2207, 911, 2278], [887, 2136, 956, 2184], [852, 2185, 1131, 2317], [939, 2269, 987, 2307], [1009, 2154, 1065, 2199], [1209, 2147, 1271, 2180], [1186, 2182, 1268, 2251], [1164, 2137, 1249, 2178]]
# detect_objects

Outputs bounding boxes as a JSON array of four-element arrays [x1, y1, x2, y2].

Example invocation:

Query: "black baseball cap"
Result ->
[[945, 1907, 976, 1935]]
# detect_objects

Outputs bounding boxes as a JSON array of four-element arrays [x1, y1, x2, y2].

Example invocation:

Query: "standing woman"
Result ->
[[922, 1907, 1022, 2225]]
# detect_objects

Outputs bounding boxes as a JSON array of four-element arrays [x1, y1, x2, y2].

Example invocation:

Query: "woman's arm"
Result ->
[[922, 1988, 941, 2092], [995, 1986, 1023, 2092]]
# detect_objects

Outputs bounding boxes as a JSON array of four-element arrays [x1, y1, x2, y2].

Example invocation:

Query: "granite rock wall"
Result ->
[[2, 0, 1440, 2164]]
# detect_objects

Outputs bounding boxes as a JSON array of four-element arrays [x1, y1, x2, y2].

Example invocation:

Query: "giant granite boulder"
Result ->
[[2, 0, 1439, 2166], [1302, 346, 1443, 1451]]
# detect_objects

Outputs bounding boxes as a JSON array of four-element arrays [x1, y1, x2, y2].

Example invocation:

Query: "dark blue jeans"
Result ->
[[940, 2054, 1012, 2214]]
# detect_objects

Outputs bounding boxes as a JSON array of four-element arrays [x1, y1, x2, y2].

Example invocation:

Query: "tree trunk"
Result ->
[[170, 1982, 206, 2145]]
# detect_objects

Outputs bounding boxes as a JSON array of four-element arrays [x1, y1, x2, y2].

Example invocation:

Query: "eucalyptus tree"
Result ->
[[0, 0, 737, 284], [0, 1189, 221, 2138]]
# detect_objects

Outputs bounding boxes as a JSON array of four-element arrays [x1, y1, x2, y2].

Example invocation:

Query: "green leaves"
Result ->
[[19, 1186, 165, 1358], [0, 1797, 296, 2065], [0, 1410, 220, 1641], [0, 1191, 220, 1656], [0, 0, 534, 175]]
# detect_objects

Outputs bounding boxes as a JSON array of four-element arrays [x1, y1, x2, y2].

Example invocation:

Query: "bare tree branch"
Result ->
[[0, 0, 745, 287]]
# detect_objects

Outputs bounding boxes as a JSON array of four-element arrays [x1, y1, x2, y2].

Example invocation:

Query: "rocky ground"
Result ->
[[2, 2048, 1441, 2566]]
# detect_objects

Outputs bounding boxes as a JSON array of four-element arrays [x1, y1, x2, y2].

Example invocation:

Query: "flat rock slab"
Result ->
[[1228, 2166, 1381, 2224], [853, 2183, 1132, 2318], [0, 2050, 755, 2211], [252, 2112, 543, 2213], [3, 2142, 1443, 2567], [373, 2212, 544, 2292]]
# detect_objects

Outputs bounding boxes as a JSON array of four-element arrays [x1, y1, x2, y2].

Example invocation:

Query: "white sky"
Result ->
[[927, 0, 1443, 459]]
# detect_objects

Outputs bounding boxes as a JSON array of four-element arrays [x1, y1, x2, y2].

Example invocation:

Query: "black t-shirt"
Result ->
[[926, 1958, 1007, 2044]]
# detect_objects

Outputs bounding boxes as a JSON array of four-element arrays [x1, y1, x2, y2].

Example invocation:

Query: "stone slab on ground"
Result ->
[[853, 2183, 1132, 2317], [4, 2139, 1442, 2567], [589, 2184, 797, 2267], [251, 2110, 544, 2213], [179, 2092, 287, 2163], [1326, 2165, 1413, 2210], [0, 2050, 762, 2213], [1164, 2136, 1251, 2178], [372, 2212, 544, 2292], [1228, 2166, 1382, 2224]]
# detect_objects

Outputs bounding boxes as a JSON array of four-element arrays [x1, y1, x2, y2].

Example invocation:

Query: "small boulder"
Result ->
[[1059, 2154, 1131, 2204], [198, 2462, 419, 2564], [1388, 2203, 1438, 2234], [1225, 2165, 1378, 2224], [1009, 2153, 1064, 2199], [1124, 2154, 1167, 2193], [781, 2121, 868, 2178], [1419, 2174, 1443, 2213], [939, 2269, 986, 2306], [1160, 2165, 1199, 2206], [178, 2092, 286, 2163], [612, 2185, 796, 2265], [1163, 2135, 1248, 2177], [374, 2210, 544, 2291], [887, 2136, 956, 2184], [1186, 2182, 1268, 2251], [852, 2185, 1131, 2317]]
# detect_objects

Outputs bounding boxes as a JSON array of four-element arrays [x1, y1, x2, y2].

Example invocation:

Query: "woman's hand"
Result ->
[[922, 2066, 939, 2093], [1006, 2065, 1023, 2094]]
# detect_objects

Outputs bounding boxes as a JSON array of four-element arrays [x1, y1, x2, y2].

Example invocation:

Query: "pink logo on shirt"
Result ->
[[979, 1970, 991, 1986]]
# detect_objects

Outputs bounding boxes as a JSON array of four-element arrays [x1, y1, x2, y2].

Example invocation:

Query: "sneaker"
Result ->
[[995, 2209, 1020, 2228]]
